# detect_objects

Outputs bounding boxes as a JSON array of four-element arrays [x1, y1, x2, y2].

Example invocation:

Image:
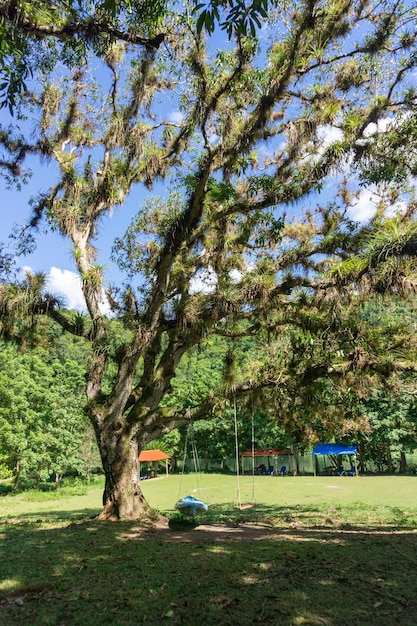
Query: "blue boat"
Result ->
[[175, 495, 208, 516]]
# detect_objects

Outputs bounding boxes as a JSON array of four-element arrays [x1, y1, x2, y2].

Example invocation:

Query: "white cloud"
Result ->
[[317, 125, 344, 147], [47, 267, 86, 310], [347, 187, 407, 223], [348, 188, 378, 222], [229, 263, 255, 283], [229, 268, 244, 283], [167, 110, 184, 124], [189, 266, 217, 295], [386, 199, 408, 217], [189, 262, 255, 295], [296, 124, 345, 170], [363, 117, 392, 138], [24, 266, 112, 315]]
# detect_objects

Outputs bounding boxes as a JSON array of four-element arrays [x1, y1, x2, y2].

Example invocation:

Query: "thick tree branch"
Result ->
[[0, 3, 166, 49]]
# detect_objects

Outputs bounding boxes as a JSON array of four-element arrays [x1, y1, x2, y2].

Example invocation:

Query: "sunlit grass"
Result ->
[[1, 474, 417, 528], [140, 473, 417, 528]]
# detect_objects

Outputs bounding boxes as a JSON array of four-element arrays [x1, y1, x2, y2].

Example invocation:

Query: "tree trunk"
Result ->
[[358, 443, 366, 473], [399, 451, 407, 474], [55, 472, 62, 490], [386, 447, 393, 473], [314, 455, 319, 476], [95, 426, 152, 520], [293, 453, 300, 475], [13, 459, 20, 491]]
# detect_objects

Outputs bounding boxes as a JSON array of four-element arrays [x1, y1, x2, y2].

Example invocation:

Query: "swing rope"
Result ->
[[178, 424, 205, 501], [177, 426, 189, 500], [191, 437, 205, 496], [233, 394, 242, 509], [234, 393, 257, 509], [251, 409, 256, 506]]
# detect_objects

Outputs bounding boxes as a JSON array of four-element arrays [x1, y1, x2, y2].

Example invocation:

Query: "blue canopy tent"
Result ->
[[312, 444, 358, 476]]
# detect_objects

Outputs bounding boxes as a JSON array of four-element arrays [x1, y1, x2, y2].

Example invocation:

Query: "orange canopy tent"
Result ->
[[138, 449, 170, 478], [138, 450, 170, 462]]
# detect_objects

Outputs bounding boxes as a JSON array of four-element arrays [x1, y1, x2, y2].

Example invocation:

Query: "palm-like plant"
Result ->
[[0, 270, 64, 344], [330, 216, 417, 296]]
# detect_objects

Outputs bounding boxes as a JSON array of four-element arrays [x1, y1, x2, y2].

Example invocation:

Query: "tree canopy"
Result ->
[[0, 0, 276, 112], [0, 0, 168, 112]]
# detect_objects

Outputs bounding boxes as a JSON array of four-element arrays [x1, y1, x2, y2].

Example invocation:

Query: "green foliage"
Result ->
[[354, 109, 417, 185], [0, 341, 88, 487], [358, 391, 417, 472], [330, 216, 417, 296], [161, 333, 291, 466], [96, 0, 167, 23], [194, 0, 271, 38], [0, 0, 169, 112], [165, 339, 227, 408]]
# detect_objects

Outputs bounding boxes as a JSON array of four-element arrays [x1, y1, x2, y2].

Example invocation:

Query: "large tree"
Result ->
[[1, 0, 417, 519]]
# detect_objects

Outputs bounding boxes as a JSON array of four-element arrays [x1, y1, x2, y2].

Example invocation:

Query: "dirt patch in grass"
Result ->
[[135, 516, 417, 544], [139, 518, 287, 542]]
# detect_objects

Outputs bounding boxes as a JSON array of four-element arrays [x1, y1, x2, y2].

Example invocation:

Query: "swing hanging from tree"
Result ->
[[234, 394, 257, 510], [174, 400, 256, 514], [175, 423, 208, 516]]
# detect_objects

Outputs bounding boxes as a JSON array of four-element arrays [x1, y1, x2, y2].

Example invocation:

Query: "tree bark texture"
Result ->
[[95, 426, 150, 520]]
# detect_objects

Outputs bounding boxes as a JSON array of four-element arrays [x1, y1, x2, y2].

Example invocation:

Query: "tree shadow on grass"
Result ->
[[1, 509, 417, 626], [170, 501, 417, 534], [0, 508, 101, 524]]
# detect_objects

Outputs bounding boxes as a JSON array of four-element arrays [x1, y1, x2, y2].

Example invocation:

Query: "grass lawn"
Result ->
[[1, 474, 417, 625]]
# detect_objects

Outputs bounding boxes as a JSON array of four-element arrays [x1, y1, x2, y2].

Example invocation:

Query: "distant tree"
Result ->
[[354, 298, 417, 473], [1, 1, 417, 520], [356, 392, 417, 473], [77, 421, 103, 483], [331, 223, 417, 469], [0, 342, 86, 488]]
